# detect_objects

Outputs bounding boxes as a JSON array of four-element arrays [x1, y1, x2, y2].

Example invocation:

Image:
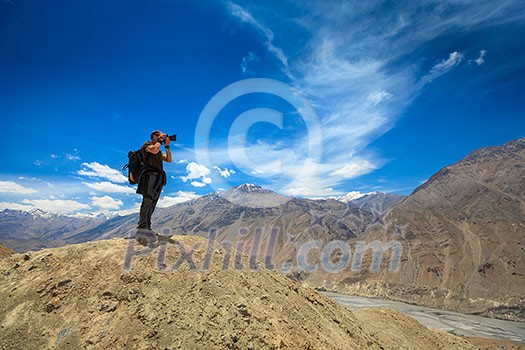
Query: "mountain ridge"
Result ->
[[303, 137, 525, 321]]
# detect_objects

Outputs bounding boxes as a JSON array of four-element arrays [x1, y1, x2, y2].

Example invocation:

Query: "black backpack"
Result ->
[[123, 149, 144, 185]]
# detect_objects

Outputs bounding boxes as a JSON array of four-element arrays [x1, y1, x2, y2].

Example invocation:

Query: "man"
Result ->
[[136, 130, 172, 234]]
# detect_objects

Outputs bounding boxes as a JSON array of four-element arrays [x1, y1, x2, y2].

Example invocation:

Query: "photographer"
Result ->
[[136, 130, 173, 234]]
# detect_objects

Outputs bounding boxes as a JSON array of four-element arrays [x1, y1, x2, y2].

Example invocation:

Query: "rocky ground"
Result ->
[[0, 242, 13, 258], [463, 337, 524, 350], [0, 236, 479, 349]]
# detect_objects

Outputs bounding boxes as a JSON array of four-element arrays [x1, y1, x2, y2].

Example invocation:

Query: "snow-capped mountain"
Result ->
[[334, 191, 369, 202], [219, 183, 292, 208]]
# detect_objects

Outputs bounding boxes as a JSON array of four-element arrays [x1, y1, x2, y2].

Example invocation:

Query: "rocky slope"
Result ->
[[0, 242, 13, 258], [305, 138, 525, 321], [0, 237, 477, 350]]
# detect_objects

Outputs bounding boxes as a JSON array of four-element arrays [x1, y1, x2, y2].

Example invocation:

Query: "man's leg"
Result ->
[[136, 174, 163, 246], [137, 194, 154, 229], [137, 174, 160, 230]]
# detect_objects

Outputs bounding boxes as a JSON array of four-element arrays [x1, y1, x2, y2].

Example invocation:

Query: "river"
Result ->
[[323, 292, 525, 344]]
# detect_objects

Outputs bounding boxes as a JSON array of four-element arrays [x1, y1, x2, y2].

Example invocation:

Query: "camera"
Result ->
[[158, 134, 176, 144]]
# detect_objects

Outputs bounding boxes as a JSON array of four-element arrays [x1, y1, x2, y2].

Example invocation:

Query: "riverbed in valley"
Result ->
[[324, 292, 525, 344]]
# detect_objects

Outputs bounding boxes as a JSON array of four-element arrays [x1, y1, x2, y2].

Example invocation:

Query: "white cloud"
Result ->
[[367, 90, 393, 106], [50, 154, 58, 159], [330, 159, 377, 178], [213, 165, 236, 178], [157, 191, 199, 208], [0, 202, 36, 211], [429, 51, 464, 76], [176, 159, 188, 164], [0, 181, 38, 194], [91, 195, 123, 210], [34, 160, 43, 166], [17, 177, 54, 187], [111, 202, 142, 216], [180, 162, 212, 185], [78, 162, 128, 183], [417, 51, 465, 86], [83, 181, 135, 194], [21, 199, 90, 214], [475, 50, 486, 65], [66, 153, 81, 161], [241, 51, 260, 75], [190, 181, 206, 188], [286, 186, 336, 197]]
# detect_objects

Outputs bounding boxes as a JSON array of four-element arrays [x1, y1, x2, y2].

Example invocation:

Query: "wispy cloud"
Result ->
[[0, 180, 38, 194], [78, 162, 127, 183], [157, 191, 200, 208], [472, 50, 487, 65], [220, 0, 525, 196], [91, 195, 123, 210], [425, 51, 464, 82], [82, 181, 135, 194], [0, 202, 35, 211], [241, 51, 260, 75], [66, 153, 81, 161], [227, 1, 292, 78]]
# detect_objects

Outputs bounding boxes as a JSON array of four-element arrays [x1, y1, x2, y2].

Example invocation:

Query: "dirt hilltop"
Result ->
[[0, 236, 477, 349]]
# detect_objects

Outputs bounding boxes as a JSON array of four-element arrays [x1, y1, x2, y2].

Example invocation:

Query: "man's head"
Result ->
[[150, 130, 162, 142]]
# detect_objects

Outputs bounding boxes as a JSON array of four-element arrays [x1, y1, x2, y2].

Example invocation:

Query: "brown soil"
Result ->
[[463, 337, 525, 350], [0, 236, 478, 349]]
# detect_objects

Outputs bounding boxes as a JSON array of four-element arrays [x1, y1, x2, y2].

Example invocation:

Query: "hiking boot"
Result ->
[[135, 228, 159, 248]]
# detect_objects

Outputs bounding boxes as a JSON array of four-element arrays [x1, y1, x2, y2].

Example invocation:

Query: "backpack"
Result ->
[[123, 149, 144, 185]]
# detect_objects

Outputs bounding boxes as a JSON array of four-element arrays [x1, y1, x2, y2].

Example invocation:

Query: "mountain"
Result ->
[[335, 191, 368, 202], [302, 138, 525, 321], [0, 236, 477, 349], [350, 192, 405, 215], [220, 183, 291, 207], [0, 209, 107, 252]]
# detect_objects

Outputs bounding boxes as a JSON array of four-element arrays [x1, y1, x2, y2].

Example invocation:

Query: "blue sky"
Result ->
[[0, 0, 524, 215]]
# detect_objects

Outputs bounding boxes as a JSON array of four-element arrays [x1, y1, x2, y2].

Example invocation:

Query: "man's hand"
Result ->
[[163, 133, 171, 146], [162, 133, 172, 162]]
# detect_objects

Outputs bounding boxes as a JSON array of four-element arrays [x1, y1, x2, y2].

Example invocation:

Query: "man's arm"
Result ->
[[146, 142, 161, 154], [163, 136, 172, 162]]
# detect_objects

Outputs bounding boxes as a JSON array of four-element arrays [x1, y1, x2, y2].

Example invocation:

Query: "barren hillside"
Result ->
[[0, 236, 477, 350]]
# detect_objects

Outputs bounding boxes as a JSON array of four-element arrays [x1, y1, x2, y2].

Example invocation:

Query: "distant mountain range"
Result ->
[[0, 208, 107, 252], [0, 189, 402, 252]]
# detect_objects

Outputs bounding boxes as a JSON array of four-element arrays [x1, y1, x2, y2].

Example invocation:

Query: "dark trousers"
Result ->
[[137, 173, 162, 230]]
